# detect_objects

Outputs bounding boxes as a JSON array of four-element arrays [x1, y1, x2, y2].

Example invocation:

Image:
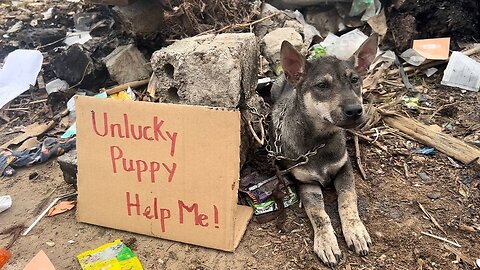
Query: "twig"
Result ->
[[23, 192, 77, 236], [28, 99, 48, 105], [34, 186, 59, 215], [394, 55, 415, 92], [4, 108, 29, 112], [103, 78, 150, 95], [199, 13, 279, 35], [370, 63, 388, 90], [417, 202, 446, 235], [69, 62, 92, 89], [403, 162, 410, 178], [443, 244, 477, 267], [36, 36, 68, 50], [429, 102, 460, 120], [347, 130, 388, 151], [381, 80, 407, 87], [353, 135, 367, 180], [421, 231, 461, 248], [0, 224, 26, 249]]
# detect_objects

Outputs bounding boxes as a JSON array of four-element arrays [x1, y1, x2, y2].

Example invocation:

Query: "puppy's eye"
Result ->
[[317, 82, 327, 89], [351, 77, 359, 83]]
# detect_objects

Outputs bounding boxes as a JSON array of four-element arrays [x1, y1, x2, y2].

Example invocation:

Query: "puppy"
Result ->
[[270, 34, 378, 267]]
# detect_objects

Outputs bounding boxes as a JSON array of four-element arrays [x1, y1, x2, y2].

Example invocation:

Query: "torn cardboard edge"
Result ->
[[76, 96, 252, 252]]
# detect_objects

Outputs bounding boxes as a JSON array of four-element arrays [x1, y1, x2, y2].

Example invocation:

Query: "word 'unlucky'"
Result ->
[[91, 111, 178, 157]]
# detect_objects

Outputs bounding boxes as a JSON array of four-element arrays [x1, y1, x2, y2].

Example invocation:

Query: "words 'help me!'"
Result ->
[[126, 193, 220, 233]]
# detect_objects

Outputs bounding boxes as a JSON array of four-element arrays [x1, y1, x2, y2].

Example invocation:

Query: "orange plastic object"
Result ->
[[0, 248, 11, 269]]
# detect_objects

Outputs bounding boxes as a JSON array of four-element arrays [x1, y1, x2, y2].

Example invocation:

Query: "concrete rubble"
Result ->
[[151, 32, 265, 166], [103, 44, 152, 84], [51, 44, 108, 89], [261, 27, 304, 74], [151, 33, 258, 108], [57, 149, 78, 185]]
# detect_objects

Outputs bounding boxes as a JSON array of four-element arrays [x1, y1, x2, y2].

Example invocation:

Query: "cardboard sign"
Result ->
[[76, 96, 252, 251]]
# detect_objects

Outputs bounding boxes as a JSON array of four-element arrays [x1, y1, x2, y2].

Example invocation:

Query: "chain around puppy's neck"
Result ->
[[265, 103, 326, 173]]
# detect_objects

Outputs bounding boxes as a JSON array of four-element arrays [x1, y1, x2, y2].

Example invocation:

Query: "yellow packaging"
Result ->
[[77, 239, 143, 270]]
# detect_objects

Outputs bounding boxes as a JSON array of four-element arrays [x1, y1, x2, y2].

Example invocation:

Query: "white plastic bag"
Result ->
[[0, 195, 12, 213]]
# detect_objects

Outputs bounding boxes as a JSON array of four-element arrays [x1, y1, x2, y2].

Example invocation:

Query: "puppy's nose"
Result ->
[[343, 104, 363, 119]]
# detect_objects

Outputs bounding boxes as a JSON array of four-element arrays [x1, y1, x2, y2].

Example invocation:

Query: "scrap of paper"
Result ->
[[23, 250, 55, 270], [47, 201, 76, 217], [413, 37, 450, 60], [441, 51, 480, 92], [0, 50, 43, 109]]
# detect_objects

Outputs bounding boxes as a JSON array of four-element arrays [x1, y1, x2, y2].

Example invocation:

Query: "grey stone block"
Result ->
[[57, 149, 77, 185], [261, 27, 303, 69], [150, 33, 258, 108], [103, 44, 152, 84]]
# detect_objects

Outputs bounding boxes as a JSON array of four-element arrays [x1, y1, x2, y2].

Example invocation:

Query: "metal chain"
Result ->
[[245, 103, 325, 174]]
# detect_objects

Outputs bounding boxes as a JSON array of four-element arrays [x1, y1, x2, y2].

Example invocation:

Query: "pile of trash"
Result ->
[[1, 0, 480, 268], [1, 0, 479, 216]]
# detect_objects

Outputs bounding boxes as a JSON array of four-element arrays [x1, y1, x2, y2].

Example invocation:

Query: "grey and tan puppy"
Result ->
[[270, 34, 378, 267]]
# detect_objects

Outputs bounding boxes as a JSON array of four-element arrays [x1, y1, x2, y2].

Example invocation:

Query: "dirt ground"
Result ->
[[1, 1, 480, 270], [1, 82, 479, 270]]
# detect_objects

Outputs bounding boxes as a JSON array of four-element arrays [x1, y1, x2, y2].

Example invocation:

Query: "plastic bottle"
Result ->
[[0, 248, 11, 269]]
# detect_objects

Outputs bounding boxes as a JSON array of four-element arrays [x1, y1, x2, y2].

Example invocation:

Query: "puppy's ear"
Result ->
[[351, 33, 378, 76], [280, 41, 305, 85]]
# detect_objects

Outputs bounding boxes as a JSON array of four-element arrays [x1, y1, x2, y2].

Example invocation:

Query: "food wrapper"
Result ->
[[246, 186, 298, 215], [77, 239, 143, 270]]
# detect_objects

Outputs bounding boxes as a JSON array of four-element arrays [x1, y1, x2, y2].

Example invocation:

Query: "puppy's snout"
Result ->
[[343, 104, 363, 119]]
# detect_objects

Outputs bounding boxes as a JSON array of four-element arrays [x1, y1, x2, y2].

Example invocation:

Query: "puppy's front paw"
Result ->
[[342, 219, 372, 256], [314, 226, 342, 267]]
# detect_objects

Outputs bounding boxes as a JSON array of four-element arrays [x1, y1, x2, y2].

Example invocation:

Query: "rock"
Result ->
[[254, 3, 294, 40], [151, 33, 262, 166], [17, 28, 67, 48], [7, 21, 23, 33], [45, 241, 55, 247], [46, 79, 69, 95], [304, 7, 344, 37], [151, 33, 258, 108], [427, 192, 441, 200], [103, 44, 152, 84], [112, 0, 165, 36], [57, 149, 77, 185], [418, 172, 430, 180], [261, 27, 303, 70], [51, 45, 107, 89], [73, 12, 104, 31], [73, 12, 115, 37], [283, 20, 304, 35]]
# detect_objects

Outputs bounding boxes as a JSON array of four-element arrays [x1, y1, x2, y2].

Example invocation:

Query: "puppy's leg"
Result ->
[[299, 184, 342, 267], [334, 160, 371, 256]]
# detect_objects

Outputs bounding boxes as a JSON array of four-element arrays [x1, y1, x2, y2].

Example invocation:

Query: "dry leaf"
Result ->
[[458, 184, 469, 198]]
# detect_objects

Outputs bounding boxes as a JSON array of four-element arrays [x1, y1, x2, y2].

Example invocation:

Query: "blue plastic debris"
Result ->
[[415, 147, 436, 155]]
